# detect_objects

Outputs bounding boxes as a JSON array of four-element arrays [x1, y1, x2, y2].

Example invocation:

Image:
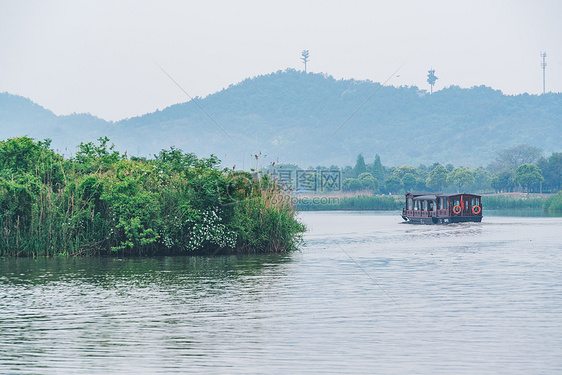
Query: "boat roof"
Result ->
[[407, 192, 441, 198], [406, 192, 481, 199], [413, 194, 437, 200], [438, 193, 481, 198]]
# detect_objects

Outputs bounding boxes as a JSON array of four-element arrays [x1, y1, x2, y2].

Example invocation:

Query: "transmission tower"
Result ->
[[427, 68, 438, 94], [541, 52, 547, 94], [301, 50, 310, 73]]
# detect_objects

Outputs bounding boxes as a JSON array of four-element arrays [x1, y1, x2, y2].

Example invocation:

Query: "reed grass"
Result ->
[[481, 195, 544, 209], [543, 192, 562, 212], [0, 137, 305, 257], [296, 194, 402, 211]]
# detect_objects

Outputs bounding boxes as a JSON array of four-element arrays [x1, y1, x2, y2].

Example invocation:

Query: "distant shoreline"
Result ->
[[295, 192, 550, 211]]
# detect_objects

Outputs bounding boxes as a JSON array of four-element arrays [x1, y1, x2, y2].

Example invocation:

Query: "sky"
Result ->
[[1, 0, 561, 121]]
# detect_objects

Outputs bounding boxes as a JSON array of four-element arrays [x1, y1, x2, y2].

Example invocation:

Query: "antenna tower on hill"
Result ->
[[541, 52, 547, 94]]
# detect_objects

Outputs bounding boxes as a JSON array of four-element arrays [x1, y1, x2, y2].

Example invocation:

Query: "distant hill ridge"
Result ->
[[2, 69, 561, 167]]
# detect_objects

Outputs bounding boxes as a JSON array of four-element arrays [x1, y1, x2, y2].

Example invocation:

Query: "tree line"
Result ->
[[334, 144, 560, 194]]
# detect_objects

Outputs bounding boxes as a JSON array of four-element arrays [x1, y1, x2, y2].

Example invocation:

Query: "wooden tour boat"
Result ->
[[401, 192, 483, 224]]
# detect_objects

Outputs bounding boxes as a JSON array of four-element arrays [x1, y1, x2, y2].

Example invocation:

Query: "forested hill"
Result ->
[[2, 69, 562, 167], [0, 92, 111, 154]]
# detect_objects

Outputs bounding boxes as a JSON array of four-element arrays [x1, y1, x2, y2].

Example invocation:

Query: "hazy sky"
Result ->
[[1, 0, 561, 121]]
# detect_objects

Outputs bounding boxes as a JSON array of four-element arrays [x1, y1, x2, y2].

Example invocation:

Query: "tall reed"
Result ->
[[0, 137, 305, 257], [481, 195, 544, 209], [296, 194, 402, 211], [543, 192, 562, 212]]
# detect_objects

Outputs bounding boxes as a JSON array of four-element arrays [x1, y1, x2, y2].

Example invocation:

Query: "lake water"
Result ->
[[1, 211, 562, 374]]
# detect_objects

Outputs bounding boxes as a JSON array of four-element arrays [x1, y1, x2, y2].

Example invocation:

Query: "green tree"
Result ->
[[447, 167, 474, 192], [353, 154, 367, 177], [514, 164, 544, 192], [384, 175, 402, 195], [489, 144, 543, 172], [537, 152, 562, 192], [0, 136, 64, 189], [426, 164, 448, 191], [358, 172, 378, 192], [372, 154, 385, 184], [490, 170, 514, 193], [341, 165, 355, 180], [74, 136, 124, 173], [392, 165, 417, 179], [470, 167, 491, 192], [401, 173, 417, 192], [342, 178, 363, 192], [415, 177, 428, 191]]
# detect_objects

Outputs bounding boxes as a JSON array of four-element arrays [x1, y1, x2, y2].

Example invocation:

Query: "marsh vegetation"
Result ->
[[0, 137, 305, 257]]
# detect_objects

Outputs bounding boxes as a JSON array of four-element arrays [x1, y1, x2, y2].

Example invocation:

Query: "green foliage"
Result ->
[[233, 193, 305, 253], [372, 154, 385, 184], [384, 175, 402, 194], [490, 170, 514, 193], [0, 137, 304, 257], [392, 165, 417, 179], [470, 167, 491, 192], [74, 136, 124, 173], [358, 172, 378, 192], [514, 164, 544, 192], [342, 178, 363, 192], [296, 195, 401, 211], [447, 167, 474, 192], [482, 195, 544, 209], [3, 72, 562, 168], [537, 153, 562, 192], [426, 164, 448, 191], [489, 145, 543, 173], [0, 136, 64, 190], [0, 176, 39, 227], [544, 192, 562, 212], [353, 154, 367, 177], [401, 173, 417, 192]]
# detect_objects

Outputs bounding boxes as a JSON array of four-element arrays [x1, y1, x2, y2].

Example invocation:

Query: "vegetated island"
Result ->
[[0, 137, 305, 257]]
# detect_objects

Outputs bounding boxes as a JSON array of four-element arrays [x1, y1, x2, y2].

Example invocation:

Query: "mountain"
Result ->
[[2, 69, 562, 167], [0, 92, 111, 155]]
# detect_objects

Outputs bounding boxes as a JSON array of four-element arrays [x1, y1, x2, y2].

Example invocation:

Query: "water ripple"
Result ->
[[1, 212, 562, 374]]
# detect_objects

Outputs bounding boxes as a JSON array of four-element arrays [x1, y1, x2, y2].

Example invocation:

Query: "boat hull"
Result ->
[[401, 215, 482, 224]]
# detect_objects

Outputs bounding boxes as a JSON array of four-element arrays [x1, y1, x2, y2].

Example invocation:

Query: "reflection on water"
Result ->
[[1, 211, 562, 374]]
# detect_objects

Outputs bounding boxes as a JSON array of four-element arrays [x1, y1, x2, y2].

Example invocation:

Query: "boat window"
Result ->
[[445, 199, 449, 210], [407, 198, 413, 210], [422, 201, 428, 211], [471, 197, 479, 206], [429, 201, 434, 211], [414, 200, 419, 210], [452, 198, 460, 207]]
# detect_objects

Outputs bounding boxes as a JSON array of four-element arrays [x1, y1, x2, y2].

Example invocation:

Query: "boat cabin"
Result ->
[[402, 192, 482, 224]]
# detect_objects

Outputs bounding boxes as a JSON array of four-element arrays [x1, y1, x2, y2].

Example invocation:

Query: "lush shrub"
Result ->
[[0, 137, 305, 257], [544, 192, 562, 212]]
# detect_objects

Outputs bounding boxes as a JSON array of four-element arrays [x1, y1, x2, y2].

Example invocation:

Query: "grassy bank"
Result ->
[[544, 192, 562, 212], [295, 193, 551, 211], [296, 194, 402, 211], [0, 137, 305, 257], [481, 195, 545, 209]]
